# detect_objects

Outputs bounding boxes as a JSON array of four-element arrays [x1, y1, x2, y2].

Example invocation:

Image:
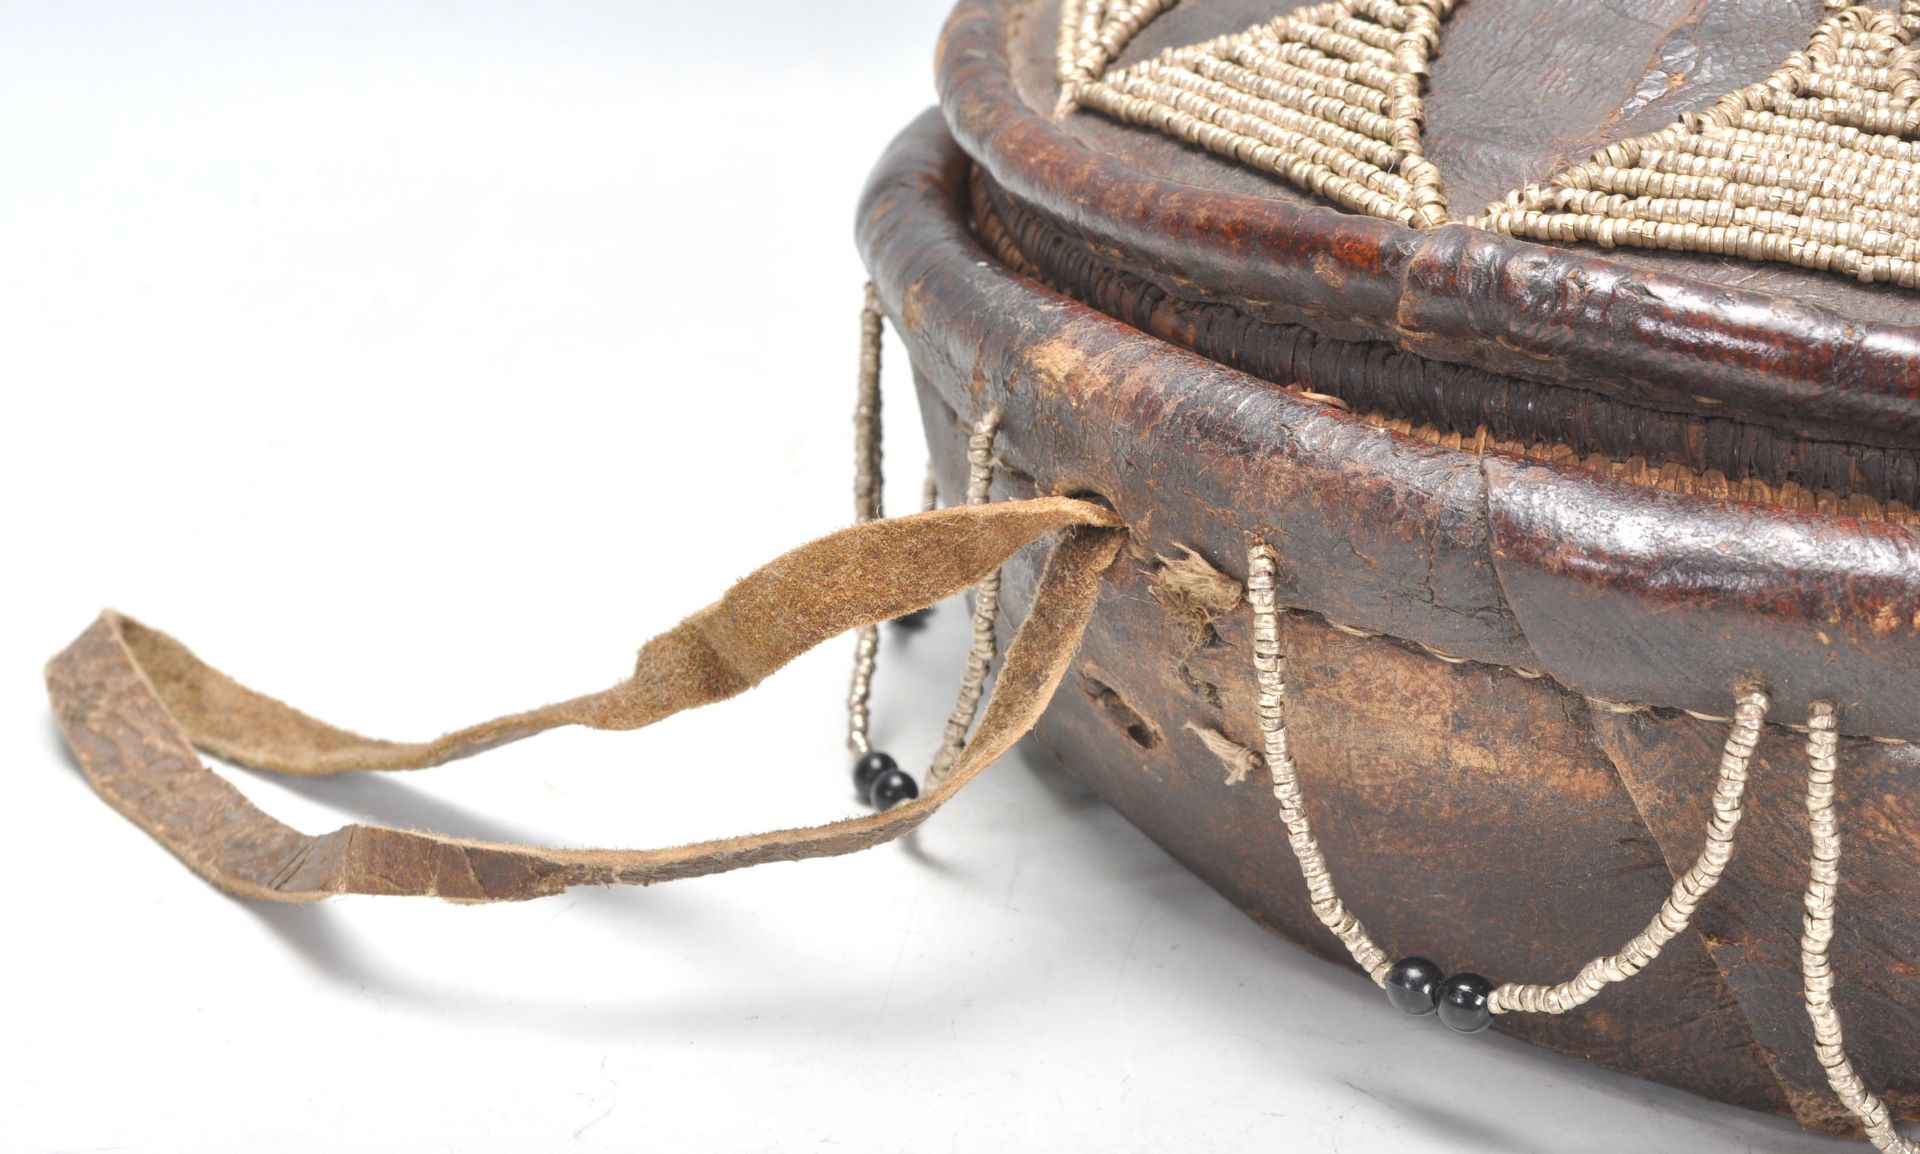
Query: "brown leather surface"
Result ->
[[872, 118, 1532, 670], [862, 108, 1920, 741], [1486, 458, 1920, 739], [941, 0, 1920, 458], [861, 108, 1920, 1125], [46, 501, 1123, 901], [1598, 709, 1920, 1133], [976, 170, 1920, 512]]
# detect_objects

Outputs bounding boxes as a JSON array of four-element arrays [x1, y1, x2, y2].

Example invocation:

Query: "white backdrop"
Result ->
[[0, 3, 1867, 1151]]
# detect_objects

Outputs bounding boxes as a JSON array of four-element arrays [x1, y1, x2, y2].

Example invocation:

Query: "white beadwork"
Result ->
[[929, 408, 1005, 783], [1248, 542, 1394, 984], [1059, 0, 1455, 227], [1799, 702, 1920, 1153], [1247, 538, 1797, 1027], [1489, 687, 1768, 1014], [1482, 5, 1920, 289], [847, 283, 886, 756]]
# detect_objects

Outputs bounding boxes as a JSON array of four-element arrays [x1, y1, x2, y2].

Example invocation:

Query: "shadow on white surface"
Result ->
[[247, 768, 567, 848]]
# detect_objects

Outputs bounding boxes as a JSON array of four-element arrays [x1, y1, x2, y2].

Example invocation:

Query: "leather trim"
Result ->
[[936, 0, 1920, 454], [857, 108, 1920, 741]]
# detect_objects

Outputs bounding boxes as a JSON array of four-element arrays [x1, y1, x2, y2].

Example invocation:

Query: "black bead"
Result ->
[[854, 751, 898, 794], [868, 767, 919, 810], [1385, 957, 1444, 1016], [891, 607, 933, 631], [1435, 972, 1494, 1034]]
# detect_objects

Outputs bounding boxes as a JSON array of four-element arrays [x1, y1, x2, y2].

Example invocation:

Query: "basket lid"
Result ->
[[942, 0, 1920, 493]]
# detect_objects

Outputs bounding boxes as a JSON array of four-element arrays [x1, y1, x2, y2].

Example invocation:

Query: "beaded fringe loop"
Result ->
[[1058, 0, 1456, 228], [929, 408, 1005, 784], [1251, 539, 1765, 1008], [1482, 2, 1920, 288], [846, 284, 1008, 789], [1489, 686, 1768, 1015], [1801, 705, 1920, 1153], [846, 284, 887, 757], [1252, 536, 1919, 1141], [846, 258, 1920, 1117], [851, 293, 1916, 1134], [1248, 544, 1394, 983]]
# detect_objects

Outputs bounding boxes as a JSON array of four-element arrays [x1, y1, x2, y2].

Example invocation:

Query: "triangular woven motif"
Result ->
[[1481, 4, 1920, 288], [1057, 0, 1457, 228]]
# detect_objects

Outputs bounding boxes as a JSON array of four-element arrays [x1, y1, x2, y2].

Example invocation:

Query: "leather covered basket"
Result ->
[[855, 0, 1920, 1135], [38, 0, 1920, 1145]]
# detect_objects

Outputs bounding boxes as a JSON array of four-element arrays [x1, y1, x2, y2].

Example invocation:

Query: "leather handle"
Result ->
[[45, 498, 1125, 903]]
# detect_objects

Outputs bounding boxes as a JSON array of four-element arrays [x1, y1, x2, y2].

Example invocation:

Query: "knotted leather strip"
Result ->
[[45, 497, 1125, 902]]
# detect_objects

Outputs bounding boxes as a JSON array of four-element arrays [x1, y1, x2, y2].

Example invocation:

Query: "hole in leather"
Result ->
[[1081, 675, 1162, 750], [998, 462, 1040, 496]]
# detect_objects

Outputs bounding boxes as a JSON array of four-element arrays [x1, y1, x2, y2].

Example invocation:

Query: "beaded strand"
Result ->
[[853, 295, 1916, 1136], [929, 408, 1005, 784], [1800, 704, 1919, 1154], [1489, 687, 1768, 1015], [1248, 543, 1396, 986], [1250, 539, 1774, 1035], [842, 292, 1007, 807], [844, 283, 920, 811], [846, 284, 886, 760]]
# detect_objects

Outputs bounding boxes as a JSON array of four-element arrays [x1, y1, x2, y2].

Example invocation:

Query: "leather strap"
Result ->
[[45, 497, 1125, 902]]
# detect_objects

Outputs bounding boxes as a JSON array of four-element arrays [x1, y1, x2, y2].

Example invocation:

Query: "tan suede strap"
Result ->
[[45, 498, 1125, 903]]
